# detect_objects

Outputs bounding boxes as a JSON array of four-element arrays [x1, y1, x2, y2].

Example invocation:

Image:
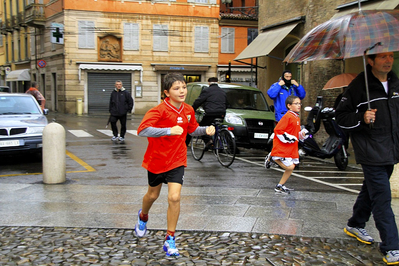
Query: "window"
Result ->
[[153, 24, 168, 52], [124, 23, 139, 51], [194, 26, 209, 53], [221, 27, 234, 53], [247, 28, 258, 45], [78, 20, 95, 49]]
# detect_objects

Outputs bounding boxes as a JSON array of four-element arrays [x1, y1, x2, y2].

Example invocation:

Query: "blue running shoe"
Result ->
[[135, 209, 147, 238], [163, 235, 179, 256]]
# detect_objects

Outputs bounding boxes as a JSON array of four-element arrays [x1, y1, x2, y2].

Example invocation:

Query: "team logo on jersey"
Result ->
[[187, 115, 191, 122], [177, 117, 183, 123]]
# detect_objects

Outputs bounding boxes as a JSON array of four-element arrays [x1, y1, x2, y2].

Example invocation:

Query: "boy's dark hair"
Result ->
[[31, 82, 37, 88], [208, 77, 218, 83], [285, 95, 300, 109], [163, 73, 186, 92]]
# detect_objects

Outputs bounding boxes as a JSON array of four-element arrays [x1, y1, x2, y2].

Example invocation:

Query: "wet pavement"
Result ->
[[0, 114, 398, 265]]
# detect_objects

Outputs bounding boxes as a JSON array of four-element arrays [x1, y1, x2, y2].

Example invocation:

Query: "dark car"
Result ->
[[0, 93, 48, 155], [0, 86, 10, 92], [186, 82, 275, 150]]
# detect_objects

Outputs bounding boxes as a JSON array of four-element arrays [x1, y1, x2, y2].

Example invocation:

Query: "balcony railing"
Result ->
[[25, 3, 46, 27], [18, 12, 27, 27], [2, 19, 14, 33], [226, 6, 258, 20]]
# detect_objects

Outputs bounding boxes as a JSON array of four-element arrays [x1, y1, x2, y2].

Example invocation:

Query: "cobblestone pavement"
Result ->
[[0, 226, 386, 265]]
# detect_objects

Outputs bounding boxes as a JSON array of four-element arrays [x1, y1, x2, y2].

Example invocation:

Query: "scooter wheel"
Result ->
[[334, 148, 348, 171]]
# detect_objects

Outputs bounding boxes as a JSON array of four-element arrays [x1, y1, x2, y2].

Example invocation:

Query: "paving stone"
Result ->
[[0, 226, 388, 265]]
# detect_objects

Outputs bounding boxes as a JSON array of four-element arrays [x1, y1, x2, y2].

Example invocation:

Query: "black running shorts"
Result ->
[[147, 166, 184, 187]]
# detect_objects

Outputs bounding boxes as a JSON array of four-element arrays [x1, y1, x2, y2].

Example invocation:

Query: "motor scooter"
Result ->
[[299, 96, 348, 170]]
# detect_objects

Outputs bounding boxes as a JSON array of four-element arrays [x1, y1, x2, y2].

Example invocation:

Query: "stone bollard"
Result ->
[[42, 122, 66, 184], [391, 164, 399, 198]]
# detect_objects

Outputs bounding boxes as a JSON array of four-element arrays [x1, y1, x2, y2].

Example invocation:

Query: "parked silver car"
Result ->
[[0, 93, 48, 155]]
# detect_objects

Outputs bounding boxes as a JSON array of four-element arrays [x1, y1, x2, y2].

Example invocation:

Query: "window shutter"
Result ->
[[195, 26, 208, 53], [79, 21, 95, 49], [86, 21, 95, 48], [221, 27, 234, 53], [153, 24, 168, 52], [78, 21, 85, 48], [124, 23, 139, 51]]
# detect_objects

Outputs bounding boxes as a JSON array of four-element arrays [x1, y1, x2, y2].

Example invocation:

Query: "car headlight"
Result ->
[[26, 127, 45, 134], [225, 114, 244, 125]]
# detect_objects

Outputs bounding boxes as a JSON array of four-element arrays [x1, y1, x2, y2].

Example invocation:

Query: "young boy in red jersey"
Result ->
[[135, 73, 215, 256], [265, 95, 308, 194]]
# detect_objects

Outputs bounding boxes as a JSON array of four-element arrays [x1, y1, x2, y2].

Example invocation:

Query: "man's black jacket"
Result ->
[[109, 88, 134, 116], [336, 64, 399, 166], [192, 84, 227, 116]]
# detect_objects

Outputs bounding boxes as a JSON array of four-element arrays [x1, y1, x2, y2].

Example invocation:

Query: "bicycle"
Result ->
[[190, 118, 236, 167]]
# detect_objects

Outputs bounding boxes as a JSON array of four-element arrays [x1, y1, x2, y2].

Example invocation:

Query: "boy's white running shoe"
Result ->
[[163, 235, 179, 256], [134, 209, 147, 238]]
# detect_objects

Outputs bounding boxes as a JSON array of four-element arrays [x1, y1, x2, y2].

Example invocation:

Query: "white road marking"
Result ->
[[97, 130, 114, 136], [68, 130, 93, 137]]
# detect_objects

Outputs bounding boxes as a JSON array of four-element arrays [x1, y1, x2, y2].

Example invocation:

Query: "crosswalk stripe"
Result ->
[[126, 130, 138, 136], [68, 130, 93, 137], [68, 129, 138, 138], [97, 129, 114, 137]]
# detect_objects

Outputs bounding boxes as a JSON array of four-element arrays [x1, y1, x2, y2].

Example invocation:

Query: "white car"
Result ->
[[0, 93, 48, 155]]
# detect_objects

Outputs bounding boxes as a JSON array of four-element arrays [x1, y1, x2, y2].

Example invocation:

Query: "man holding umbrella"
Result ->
[[336, 52, 399, 264]]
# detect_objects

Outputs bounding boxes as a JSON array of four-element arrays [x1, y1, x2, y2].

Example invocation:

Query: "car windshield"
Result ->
[[0, 95, 41, 115], [224, 88, 270, 111]]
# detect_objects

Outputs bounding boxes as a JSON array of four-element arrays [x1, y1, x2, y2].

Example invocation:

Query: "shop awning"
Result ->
[[6, 69, 31, 81], [234, 23, 299, 61], [333, 0, 399, 18], [78, 64, 143, 82]]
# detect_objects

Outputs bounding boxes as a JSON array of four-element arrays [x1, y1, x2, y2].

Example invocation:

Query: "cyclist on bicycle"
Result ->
[[188, 77, 228, 146]]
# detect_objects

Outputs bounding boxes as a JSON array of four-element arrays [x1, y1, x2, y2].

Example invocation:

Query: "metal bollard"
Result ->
[[42, 122, 66, 184], [76, 98, 83, 116]]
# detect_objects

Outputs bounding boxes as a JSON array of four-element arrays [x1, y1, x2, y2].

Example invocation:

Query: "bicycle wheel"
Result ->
[[215, 129, 236, 167], [190, 136, 205, 161]]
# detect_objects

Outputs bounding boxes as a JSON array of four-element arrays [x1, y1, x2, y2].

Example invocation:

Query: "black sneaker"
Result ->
[[274, 184, 290, 194]]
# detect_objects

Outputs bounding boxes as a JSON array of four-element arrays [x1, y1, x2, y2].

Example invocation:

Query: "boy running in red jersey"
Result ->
[[265, 95, 308, 194], [135, 73, 215, 256]]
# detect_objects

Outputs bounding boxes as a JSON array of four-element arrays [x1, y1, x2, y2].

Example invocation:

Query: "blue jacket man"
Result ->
[[267, 70, 306, 122]]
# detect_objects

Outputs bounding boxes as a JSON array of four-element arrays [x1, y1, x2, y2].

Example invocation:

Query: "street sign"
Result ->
[[51, 23, 64, 44], [38, 59, 46, 68]]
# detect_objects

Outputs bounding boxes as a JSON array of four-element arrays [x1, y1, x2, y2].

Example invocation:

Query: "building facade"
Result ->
[[238, 0, 399, 110], [218, 0, 258, 86], [2, 0, 222, 114], [1, 0, 32, 91]]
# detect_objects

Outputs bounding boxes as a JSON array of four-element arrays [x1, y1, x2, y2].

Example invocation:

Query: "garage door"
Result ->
[[88, 73, 132, 114]]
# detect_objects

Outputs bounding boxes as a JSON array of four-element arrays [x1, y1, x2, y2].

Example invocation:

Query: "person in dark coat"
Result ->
[[336, 52, 399, 265], [109, 80, 134, 142]]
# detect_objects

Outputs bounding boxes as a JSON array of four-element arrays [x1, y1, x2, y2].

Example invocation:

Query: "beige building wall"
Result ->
[[31, 9, 219, 114]]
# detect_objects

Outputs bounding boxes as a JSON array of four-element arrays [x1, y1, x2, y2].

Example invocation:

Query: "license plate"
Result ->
[[0, 140, 21, 147], [254, 133, 269, 139]]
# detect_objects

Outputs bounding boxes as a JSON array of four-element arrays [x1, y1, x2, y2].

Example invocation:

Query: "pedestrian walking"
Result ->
[[264, 95, 308, 194], [25, 82, 46, 111], [267, 70, 306, 122], [134, 72, 215, 257], [336, 52, 399, 265], [108, 80, 133, 142]]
